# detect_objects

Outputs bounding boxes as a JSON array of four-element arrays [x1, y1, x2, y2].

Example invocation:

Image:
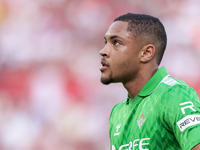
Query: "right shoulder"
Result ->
[[109, 100, 126, 120]]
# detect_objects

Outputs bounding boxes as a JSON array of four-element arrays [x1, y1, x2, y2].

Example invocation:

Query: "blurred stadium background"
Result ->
[[0, 0, 199, 149]]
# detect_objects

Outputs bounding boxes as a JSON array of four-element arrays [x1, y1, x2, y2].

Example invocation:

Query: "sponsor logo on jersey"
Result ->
[[114, 124, 121, 136], [112, 138, 150, 150], [177, 114, 200, 132], [137, 113, 146, 129]]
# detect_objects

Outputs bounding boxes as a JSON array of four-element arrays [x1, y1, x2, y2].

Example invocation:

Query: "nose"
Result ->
[[99, 45, 110, 57]]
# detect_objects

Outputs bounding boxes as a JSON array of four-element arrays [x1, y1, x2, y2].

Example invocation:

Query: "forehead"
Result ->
[[105, 21, 132, 38]]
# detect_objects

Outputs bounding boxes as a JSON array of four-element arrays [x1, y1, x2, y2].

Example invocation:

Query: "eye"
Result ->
[[114, 40, 121, 46], [105, 40, 107, 45]]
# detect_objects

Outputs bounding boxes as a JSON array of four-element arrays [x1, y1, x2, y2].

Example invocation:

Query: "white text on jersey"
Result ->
[[112, 138, 150, 150]]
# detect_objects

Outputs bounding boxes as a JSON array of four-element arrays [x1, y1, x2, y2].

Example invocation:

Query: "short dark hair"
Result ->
[[114, 13, 167, 65]]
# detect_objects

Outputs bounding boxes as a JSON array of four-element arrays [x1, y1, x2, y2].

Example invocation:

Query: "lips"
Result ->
[[100, 59, 109, 71]]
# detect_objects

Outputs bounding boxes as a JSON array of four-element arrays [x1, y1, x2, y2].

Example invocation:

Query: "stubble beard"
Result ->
[[100, 72, 113, 85]]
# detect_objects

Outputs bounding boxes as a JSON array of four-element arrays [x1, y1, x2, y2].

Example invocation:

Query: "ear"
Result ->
[[140, 44, 155, 63]]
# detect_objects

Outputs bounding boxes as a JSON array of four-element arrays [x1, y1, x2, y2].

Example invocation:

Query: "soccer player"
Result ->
[[99, 13, 200, 150]]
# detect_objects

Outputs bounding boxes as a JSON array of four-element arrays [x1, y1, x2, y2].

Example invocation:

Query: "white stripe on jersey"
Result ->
[[148, 75, 179, 95], [161, 75, 180, 86]]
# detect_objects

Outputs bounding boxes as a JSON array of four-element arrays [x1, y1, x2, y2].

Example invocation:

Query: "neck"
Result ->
[[123, 65, 158, 99]]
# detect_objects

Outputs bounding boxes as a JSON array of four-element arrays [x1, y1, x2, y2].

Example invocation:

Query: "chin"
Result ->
[[100, 72, 113, 85], [100, 77, 112, 85]]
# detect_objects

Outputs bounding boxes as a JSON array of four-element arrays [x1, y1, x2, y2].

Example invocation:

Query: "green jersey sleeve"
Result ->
[[160, 84, 200, 150]]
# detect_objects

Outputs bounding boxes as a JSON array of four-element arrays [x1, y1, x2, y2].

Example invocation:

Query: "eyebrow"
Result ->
[[104, 35, 124, 40]]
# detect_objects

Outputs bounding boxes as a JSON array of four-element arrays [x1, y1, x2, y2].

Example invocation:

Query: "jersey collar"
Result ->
[[138, 66, 169, 97]]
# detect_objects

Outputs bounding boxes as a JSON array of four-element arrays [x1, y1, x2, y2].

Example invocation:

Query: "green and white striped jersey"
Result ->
[[109, 66, 200, 150]]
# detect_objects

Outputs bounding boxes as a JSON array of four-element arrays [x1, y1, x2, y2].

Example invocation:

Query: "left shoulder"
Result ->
[[162, 77, 199, 104], [156, 77, 200, 118]]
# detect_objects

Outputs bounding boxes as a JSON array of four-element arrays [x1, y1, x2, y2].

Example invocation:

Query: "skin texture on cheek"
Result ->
[[111, 55, 135, 83], [102, 45, 140, 84]]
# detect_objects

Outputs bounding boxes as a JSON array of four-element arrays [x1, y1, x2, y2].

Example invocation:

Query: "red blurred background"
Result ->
[[0, 0, 199, 149]]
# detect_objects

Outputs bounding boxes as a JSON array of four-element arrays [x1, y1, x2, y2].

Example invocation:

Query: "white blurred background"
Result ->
[[0, 0, 199, 149]]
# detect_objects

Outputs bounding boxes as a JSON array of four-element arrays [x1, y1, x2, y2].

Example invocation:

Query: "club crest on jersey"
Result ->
[[137, 113, 146, 129]]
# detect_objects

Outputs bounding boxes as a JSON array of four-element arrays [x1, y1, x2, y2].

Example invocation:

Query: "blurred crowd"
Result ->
[[0, 0, 199, 149]]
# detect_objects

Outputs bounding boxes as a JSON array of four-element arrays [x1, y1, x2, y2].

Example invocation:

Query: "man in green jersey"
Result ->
[[99, 13, 200, 150]]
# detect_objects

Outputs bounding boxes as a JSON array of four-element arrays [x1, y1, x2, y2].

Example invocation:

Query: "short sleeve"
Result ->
[[160, 85, 200, 150]]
